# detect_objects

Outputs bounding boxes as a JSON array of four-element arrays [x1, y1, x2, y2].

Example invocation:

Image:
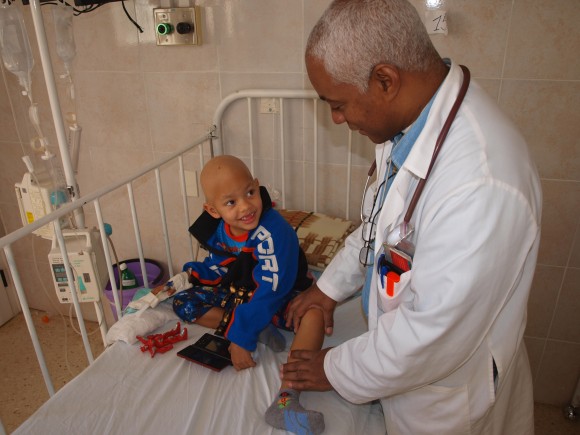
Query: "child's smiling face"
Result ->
[[202, 156, 263, 236]]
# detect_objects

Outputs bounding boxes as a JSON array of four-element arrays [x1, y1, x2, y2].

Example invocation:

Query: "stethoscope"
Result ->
[[360, 65, 471, 256]]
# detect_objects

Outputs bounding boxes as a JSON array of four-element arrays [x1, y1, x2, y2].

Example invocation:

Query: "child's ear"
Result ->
[[203, 203, 221, 219], [254, 178, 260, 186]]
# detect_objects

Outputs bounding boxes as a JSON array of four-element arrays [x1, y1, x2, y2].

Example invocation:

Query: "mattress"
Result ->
[[14, 295, 385, 434]]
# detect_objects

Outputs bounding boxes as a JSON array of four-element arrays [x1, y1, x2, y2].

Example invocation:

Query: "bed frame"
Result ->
[[0, 90, 378, 434]]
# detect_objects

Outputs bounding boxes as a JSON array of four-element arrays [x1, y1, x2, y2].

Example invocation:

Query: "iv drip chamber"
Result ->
[[0, 2, 34, 93]]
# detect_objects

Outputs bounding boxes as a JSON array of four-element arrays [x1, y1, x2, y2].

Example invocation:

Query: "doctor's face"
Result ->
[[306, 56, 399, 144]]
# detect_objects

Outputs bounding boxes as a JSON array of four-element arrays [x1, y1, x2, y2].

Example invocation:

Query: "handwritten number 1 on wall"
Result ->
[[432, 13, 447, 32]]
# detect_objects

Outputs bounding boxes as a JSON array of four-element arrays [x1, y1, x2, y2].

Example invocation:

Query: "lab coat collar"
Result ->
[[401, 59, 467, 179], [390, 93, 437, 171]]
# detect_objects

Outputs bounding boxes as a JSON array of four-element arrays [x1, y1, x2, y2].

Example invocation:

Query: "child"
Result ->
[[164, 155, 326, 434]]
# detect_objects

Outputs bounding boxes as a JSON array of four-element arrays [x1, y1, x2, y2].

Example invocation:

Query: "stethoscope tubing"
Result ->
[[361, 65, 471, 227]]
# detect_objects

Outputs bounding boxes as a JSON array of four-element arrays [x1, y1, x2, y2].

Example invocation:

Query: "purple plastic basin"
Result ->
[[104, 259, 166, 319]]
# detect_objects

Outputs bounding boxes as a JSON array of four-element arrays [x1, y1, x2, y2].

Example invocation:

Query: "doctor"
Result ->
[[282, 0, 542, 434]]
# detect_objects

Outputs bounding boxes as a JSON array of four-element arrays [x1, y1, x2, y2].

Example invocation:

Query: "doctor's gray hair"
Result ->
[[306, 0, 441, 92]]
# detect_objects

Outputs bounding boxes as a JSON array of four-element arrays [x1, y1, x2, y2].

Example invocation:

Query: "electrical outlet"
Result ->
[[154, 7, 202, 46], [260, 98, 279, 114]]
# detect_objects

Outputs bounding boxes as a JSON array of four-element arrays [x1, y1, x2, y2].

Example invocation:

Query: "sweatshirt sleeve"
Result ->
[[182, 233, 233, 287]]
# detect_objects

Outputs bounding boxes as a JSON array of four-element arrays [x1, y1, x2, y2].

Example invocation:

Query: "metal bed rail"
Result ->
[[0, 132, 212, 398]]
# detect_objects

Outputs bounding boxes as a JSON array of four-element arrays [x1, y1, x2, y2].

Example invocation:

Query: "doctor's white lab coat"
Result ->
[[317, 61, 542, 434]]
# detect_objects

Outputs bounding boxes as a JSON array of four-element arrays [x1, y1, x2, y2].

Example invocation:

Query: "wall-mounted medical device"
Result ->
[[48, 228, 109, 304], [15, 172, 69, 240], [154, 7, 202, 46]]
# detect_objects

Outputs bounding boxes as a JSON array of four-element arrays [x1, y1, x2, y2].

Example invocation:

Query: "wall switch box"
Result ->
[[154, 7, 202, 46]]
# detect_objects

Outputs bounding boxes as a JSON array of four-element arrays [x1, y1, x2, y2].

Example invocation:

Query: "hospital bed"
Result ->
[[1, 90, 383, 434]]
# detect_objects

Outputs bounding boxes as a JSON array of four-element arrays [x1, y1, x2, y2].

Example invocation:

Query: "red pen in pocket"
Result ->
[[386, 271, 400, 297]]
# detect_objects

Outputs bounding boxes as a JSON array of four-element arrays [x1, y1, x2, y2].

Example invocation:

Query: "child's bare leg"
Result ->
[[192, 307, 224, 329], [265, 308, 325, 435], [282, 308, 324, 388]]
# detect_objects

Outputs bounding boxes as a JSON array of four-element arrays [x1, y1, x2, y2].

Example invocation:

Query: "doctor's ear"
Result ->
[[370, 64, 400, 98]]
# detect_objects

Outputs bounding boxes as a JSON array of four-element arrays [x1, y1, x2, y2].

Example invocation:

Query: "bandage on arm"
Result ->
[[128, 271, 193, 311]]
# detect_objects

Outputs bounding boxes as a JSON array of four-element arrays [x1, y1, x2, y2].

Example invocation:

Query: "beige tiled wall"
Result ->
[[0, 0, 578, 406]]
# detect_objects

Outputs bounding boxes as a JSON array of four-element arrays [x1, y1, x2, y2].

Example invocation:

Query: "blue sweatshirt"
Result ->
[[184, 187, 311, 351]]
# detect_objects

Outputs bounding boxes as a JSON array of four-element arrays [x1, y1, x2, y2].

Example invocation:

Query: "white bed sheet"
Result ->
[[14, 296, 385, 435]]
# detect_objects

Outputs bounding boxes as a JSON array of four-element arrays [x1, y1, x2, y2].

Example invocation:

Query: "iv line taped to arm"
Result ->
[[127, 271, 194, 312]]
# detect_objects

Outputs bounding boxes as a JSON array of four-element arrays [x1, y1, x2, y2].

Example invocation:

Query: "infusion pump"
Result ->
[[15, 172, 68, 240], [48, 228, 109, 304]]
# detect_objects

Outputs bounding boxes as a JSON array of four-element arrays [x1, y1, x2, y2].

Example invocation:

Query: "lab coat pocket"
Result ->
[[377, 270, 412, 314], [385, 383, 470, 435]]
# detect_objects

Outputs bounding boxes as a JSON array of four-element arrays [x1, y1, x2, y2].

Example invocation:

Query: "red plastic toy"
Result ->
[[136, 322, 188, 357]]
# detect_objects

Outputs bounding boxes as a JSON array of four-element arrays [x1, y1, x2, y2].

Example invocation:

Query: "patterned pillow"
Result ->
[[278, 209, 355, 271]]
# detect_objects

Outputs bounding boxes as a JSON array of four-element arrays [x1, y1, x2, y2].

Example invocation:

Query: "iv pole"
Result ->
[[28, 0, 85, 229], [26, 0, 100, 362]]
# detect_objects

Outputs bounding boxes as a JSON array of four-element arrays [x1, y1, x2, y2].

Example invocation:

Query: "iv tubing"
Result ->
[[28, 0, 85, 228]]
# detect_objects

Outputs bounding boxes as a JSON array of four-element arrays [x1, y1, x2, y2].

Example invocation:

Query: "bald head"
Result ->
[[200, 155, 254, 203]]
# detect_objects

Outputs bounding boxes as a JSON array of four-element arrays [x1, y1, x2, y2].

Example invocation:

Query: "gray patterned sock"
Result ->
[[265, 389, 325, 435]]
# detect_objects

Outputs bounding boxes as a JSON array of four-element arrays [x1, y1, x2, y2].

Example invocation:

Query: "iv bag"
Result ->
[[0, 2, 34, 94], [52, 2, 76, 70]]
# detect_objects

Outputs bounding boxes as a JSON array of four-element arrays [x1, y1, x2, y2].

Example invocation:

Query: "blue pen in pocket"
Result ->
[[376, 253, 389, 287]]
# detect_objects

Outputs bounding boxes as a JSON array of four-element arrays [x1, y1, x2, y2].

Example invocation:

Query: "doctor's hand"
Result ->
[[229, 342, 256, 371], [285, 284, 337, 335], [280, 348, 333, 392]]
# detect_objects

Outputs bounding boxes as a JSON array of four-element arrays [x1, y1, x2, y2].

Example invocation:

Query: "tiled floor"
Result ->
[[1, 310, 579, 434], [0, 310, 105, 434]]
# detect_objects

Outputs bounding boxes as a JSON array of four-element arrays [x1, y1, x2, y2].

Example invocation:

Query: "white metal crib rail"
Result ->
[[0, 132, 212, 398]]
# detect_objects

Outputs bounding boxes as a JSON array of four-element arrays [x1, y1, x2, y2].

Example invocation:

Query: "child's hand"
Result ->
[[151, 284, 166, 296], [229, 342, 256, 371], [151, 285, 176, 296]]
